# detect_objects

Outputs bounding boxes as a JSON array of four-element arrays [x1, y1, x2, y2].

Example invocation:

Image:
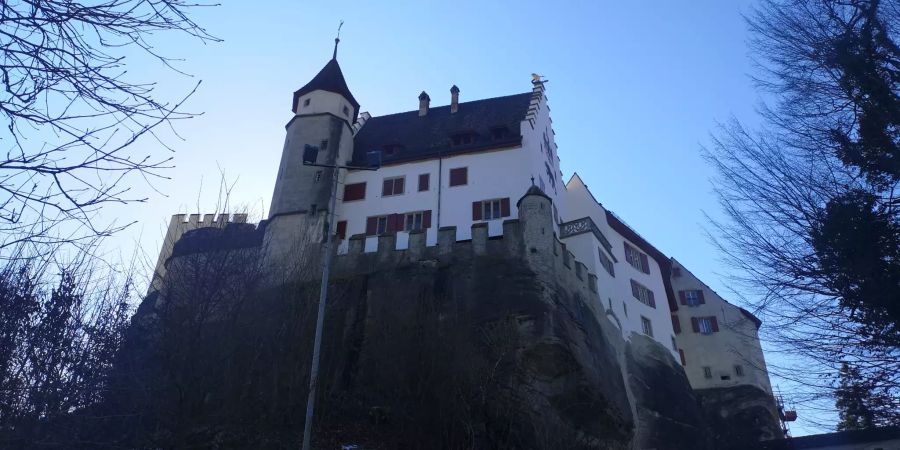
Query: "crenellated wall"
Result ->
[[149, 212, 248, 293]]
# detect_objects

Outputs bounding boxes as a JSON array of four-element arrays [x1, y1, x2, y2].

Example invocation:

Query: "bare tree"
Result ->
[[705, 0, 899, 427], [0, 0, 220, 255]]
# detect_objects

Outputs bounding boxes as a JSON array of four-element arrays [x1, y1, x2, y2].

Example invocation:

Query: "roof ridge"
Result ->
[[365, 91, 532, 121]]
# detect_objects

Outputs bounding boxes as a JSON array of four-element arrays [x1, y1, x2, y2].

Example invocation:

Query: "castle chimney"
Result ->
[[418, 91, 430, 117], [450, 85, 460, 114]]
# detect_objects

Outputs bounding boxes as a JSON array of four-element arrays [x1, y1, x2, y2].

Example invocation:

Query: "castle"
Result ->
[[149, 49, 784, 447]]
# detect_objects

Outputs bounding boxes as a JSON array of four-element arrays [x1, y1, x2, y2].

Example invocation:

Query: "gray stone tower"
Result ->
[[269, 55, 360, 219]]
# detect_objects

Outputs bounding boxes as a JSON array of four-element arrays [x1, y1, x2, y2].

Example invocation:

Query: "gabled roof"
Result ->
[[352, 92, 532, 165], [292, 58, 360, 113]]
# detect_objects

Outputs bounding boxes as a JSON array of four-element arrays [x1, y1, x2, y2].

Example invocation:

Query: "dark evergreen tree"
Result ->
[[835, 362, 877, 431]]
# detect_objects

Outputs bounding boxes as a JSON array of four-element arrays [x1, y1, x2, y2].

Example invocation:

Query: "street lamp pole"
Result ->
[[300, 147, 380, 450]]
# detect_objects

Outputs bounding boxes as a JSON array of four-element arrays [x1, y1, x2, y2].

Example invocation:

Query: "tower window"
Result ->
[[641, 316, 653, 337], [342, 105, 350, 116], [314, 170, 322, 183], [703, 366, 712, 379], [303, 98, 310, 107], [735, 365, 744, 376]]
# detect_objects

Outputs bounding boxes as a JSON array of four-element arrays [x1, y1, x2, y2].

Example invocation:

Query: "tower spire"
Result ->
[[332, 20, 344, 60]]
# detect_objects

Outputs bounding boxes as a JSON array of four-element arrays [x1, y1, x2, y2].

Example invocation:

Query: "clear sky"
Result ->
[[96, 0, 829, 435]]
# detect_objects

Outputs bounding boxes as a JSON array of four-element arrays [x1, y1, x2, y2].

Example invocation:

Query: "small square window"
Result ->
[[720, 375, 731, 381], [703, 367, 712, 378], [641, 316, 653, 337], [342, 105, 350, 116], [303, 98, 310, 107], [449, 167, 467, 186], [735, 365, 744, 376], [685, 290, 702, 306]]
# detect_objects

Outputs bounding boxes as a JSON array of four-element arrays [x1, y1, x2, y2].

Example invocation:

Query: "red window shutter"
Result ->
[[336, 221, 347, 239], [387, 214, 402, 233], [648, 290, 656, 308], [344, 183, 366, 201], [691, 317, 699, 333], [450, 167, 467, 186], [472, 201, 482, 220], [419, 174, 429, 191], [679, 349, 686, 366], [698, 290, 706, 304], [382, 179, 392, 196], [423, 210, 432, 229], [365, 217, 377, 236], [711, 316, 719, 332], [396, 178, 405, 194], [671, 315, 681, 334], [639, 253, 650, 274], [500, 197, 511, 217], [678, 291, 687, 305]]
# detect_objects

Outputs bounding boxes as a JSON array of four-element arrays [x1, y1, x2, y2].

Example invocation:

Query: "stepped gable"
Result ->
[[352, 92, 533, 165], [291, 58, 359, 114]]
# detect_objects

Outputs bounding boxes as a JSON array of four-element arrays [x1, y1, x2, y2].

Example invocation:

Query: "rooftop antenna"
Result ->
[[333, 20, 344, 60]]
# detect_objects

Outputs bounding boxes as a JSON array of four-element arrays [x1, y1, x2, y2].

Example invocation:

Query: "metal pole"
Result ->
[[301, 165, 340, 450]]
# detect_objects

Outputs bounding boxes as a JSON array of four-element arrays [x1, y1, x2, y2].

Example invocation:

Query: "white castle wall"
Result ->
[[670, 259, 774, 395], [562, 174, 679, 360]]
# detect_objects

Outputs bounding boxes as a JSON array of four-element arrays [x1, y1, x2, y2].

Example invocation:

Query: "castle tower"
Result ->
[[269, 51, 360, 219]]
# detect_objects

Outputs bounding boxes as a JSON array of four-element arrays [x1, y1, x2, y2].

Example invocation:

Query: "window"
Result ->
[[472, 198, 510, 221], [630, 279, 656, 308], [343, 182, 366, 201], [418, 173, 430, 191], [641, 316, 653, 337], [451, 133, 474, 146], [382, 177, 405, 196], [624, 242, 650, 274], [449, 167, 467, 186], [342, 105, 350, 116], [623, 301, 628, 317], [303, 98, 310, 107], [692, 316, 719, 335], [671, 336, 678, 352], [320, 139, 328, 150], [335, 221, 347, 240], [598, 249, 615, 276], [365, 216, 389, 235], [672, 267, 682, 277], [490, 126, 509, 140], [314, 170, 322, 183], [680, 289, 705, 306], [735, 365, 744, 377], [720, 375, 731, 381], [404, 211, 424, 232], [553, 205, 559, 224], [703, 366, 712, 379]]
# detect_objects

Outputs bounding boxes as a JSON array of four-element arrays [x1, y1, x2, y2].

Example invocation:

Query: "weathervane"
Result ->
[[333, 20, 344, 59]]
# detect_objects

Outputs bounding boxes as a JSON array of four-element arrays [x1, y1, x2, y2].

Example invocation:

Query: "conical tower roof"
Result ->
[[291, 58, 360, 114]]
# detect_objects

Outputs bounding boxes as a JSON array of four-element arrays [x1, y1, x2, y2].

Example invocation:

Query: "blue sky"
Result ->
[[96, 0, 829, 435]]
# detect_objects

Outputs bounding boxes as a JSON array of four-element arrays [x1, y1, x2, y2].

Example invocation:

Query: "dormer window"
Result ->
[[451, 132, 475, 146], [490, 126, 510, 140], [382, 144, 404, 156]]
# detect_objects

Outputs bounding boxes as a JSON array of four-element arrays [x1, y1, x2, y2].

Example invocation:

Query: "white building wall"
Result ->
[[562, 175, 678, 359], [670, 259, 774, 394], [334, 83, 565, 254]]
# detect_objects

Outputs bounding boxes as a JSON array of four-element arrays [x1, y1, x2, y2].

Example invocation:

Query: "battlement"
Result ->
[[333, 219, 601, 311], [168, 212, 249, 227]]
